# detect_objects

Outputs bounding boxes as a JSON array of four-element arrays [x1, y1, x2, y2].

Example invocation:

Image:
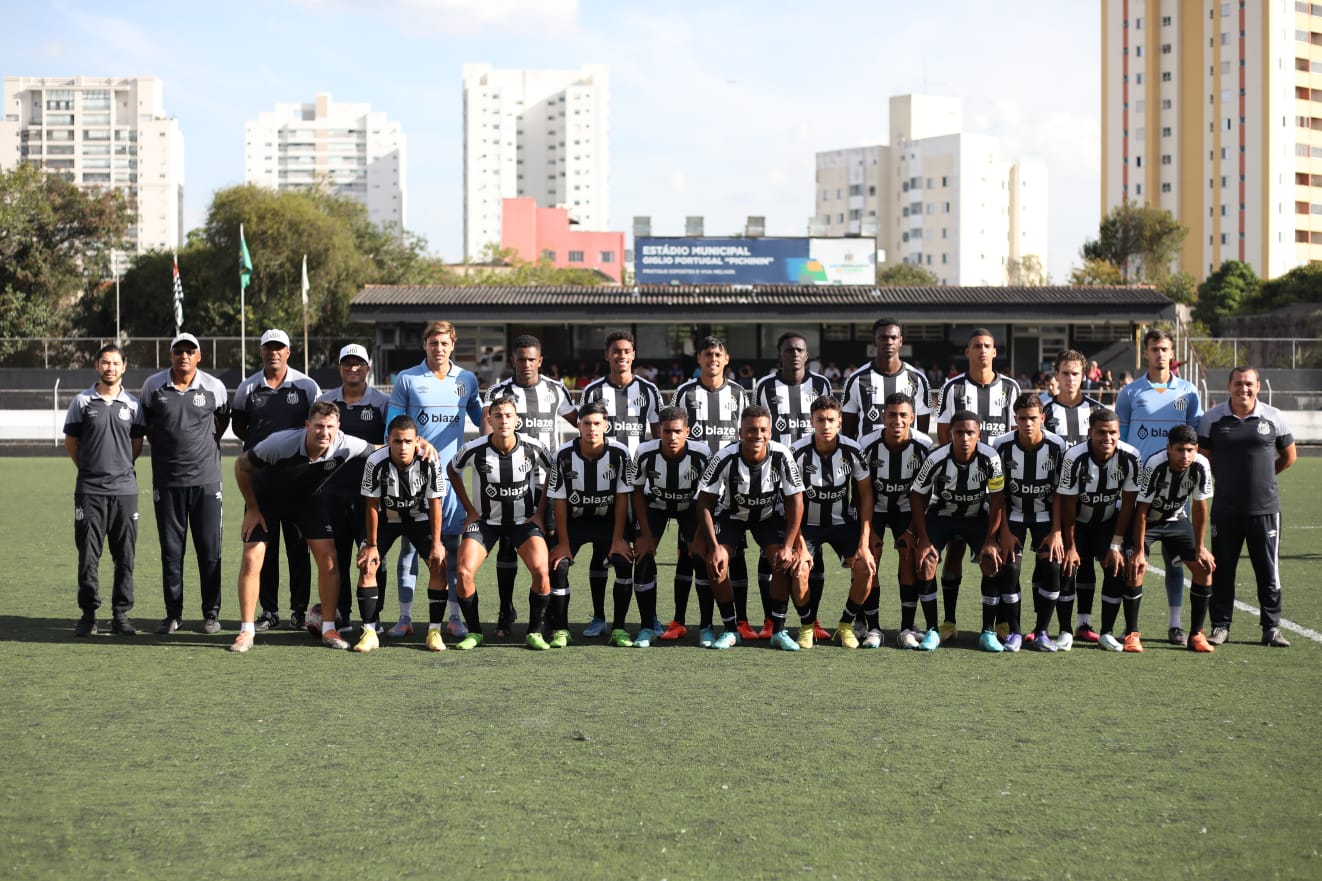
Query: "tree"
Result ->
[[876, 262, 940, 286], [1251, 262, 1322, 313], [1068, 257, 1124, 286], [1158, 271, 1197, 306], [1080, 200, 1186, 283], [1006, 254, 1048, 286], [1194, 260, 1260, 331]]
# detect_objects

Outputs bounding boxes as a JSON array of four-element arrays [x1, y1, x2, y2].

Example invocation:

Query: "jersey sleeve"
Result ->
[[361, 456, 383, 498], [612, 446, 633, 492], [128, 396, 147, 438], [1192, 457, 1214, 500], [913, 371, 933, 416], [1185, 384, 1204, 426], [697, 451, 728, 498], [555, 382, 577, 419], [840, 371, 862, 416], [387, 373, 411, 422], [1120, 447, 1142, 492], [449, 437, 479, 475], [1114, 384, 1132, 437], [934, 381, 955, 426], [62, 396, 85, 437], [911, 453, 939, 496], [464, 371, 484, 427], [425, 460, 447, 499], [983, 449, 1005, 493], [780, 455, 804, 496], [547, 446, 569, 500], [1055, 451, 1081, 496]]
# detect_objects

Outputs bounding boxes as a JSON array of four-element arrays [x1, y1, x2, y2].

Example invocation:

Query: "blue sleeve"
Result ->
[[1186, 383, 1203, 426], [465, 378, 484, 427], [1115, 385, 1131, 440]]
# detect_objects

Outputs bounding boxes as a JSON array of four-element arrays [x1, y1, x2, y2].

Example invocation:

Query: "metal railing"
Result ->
[[0, 336, 370, 371], [1186, 337, 1321, 370]]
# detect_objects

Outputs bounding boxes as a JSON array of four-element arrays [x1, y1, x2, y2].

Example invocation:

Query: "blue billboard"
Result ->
[[635, 237, 875, 285]]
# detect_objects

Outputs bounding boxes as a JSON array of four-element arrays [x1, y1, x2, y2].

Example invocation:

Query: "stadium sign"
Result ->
[[635, 237, 876, 285]]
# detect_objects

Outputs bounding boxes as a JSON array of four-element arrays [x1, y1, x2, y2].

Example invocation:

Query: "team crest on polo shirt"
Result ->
[[1258, 421, 1272, 435], [117, 407, 130, 421], [324, 461, 336, 470], [361, 408, 374, 421], [192, 393, 206, 407], [286, 391, 299, 405]]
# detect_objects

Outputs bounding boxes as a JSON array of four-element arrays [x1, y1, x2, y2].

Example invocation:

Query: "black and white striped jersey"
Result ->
[[1041, 393, 1105, 446], [548, 438, 634, 520], [990, 430, 1069, 525], [840, 362, 932, 439], [857, 428, 934, 513], [450, 434, 551, 527], [579, 376, 662, 455], [485, 376, 577, 454], [935, 373, 1021, 441], [632, 439, 711, 514], [790, 435, 869, 527], [1137, 449, 1213, 523], [360, 447, 446, 524], [699, 441, 804, 523], [753, 371, 834, 445], [671, 378, 745, 450], [1056, 441, 1142, 526], [911, 442, 1006, 519]]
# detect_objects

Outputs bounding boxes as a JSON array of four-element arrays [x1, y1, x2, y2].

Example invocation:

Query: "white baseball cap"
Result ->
[[339, 344, 371, 365], [169, 332, 200, 350], [260, 329, 290, 348]]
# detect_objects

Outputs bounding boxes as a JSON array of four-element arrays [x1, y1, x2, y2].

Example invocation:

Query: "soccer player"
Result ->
[[630, 407, 712, 646], [484, 335, 578, 637], [990, 393, 1069, 652], [932, 328, 1020, 642], [1056, 408, 1143, 652], [695, 404, 806, 651], [352, 415, 447, 653], [909, 410, 1008, 652], [547, 401, 636, 645], [790, 396, 876, 649], [139, 332, 230, 635], [448, 396, 554, 650], [317, 344, 390, 634], [841, 317, 932, 439], [386, 320, 485, 639], [1041, 349, 1104, 446], [579, 330, 661, 457], [1198, 366, 1297, 648], [1115, 328, 1203, 645], [857, 392, 934, 649], [64, 343, 146, 637], [1129, 425, 1217, 653], [230, 328, 322, 631]]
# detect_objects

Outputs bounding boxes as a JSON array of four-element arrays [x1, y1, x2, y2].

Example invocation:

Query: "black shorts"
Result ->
[[1074, 519, 1131, 584], [802, 521, 862, 562], [1141, 518, 1200, 564], [377, 520, 437, 559], [552, 514, 619, 556], [1005, 519, 1054, 556], [924, 513, 989, 555], [246, 493, 334, 544], [714, 515, 787, 551], [464, 520, 545, 552], [642, 506, 698, 550], [872, 510, 913, 545]]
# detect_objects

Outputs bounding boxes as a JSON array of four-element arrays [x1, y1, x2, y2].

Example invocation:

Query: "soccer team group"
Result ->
[[63, 318, 1298, 655]]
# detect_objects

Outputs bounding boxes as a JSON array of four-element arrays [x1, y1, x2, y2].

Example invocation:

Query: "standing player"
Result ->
[[629, 407, 712, 646], [484, 335, 578, 637], [841, 317, 931, 439], [1198, 367, 1296, 648], [909, 410, 1008, 652], [547, 401, 636, 645], [1056, 409, 1143, 652], [1129, 425, 1217, 653], [317, 344, 390, 634], [695, 405, 806, 651], [932, 328, 1020, 642], [1041, 349, 1103, 446], [448, 397, 554, 650], [790, 396, 876, 649], [1115, 328, 1203, 646], [857, 392, 934, 649], [64, 343, 146, 636], [230, 328, 321, 631], [139, 332, 230, 635], [352, 415, 447, 653]]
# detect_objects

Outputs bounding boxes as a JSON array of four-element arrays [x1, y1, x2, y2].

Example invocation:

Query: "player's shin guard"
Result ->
[[839, 597, 863, 626], [589, 565, 608, 621], [1099, 579, 1123, 635], [427, 587, 449, 626], [898, 582, 919, 632], [635, 578, 658, 629], [757, 556, 773, 621], [610, 554, 633, 629], [918, 578, 940, 631], [695, 576, 714, 628], [769, 597, 789, 633], [357, 586, 381, 627], [1057, 571, 1077, 632], [941, 573, 961, 623], [456, 592, 482, 635], [980, 576, 1000, 632], [526, 590, 549, 636], [1122, 585, 1143, 636], [496, 540, 518, 622], [717, 599, 738, 632], [1189, 582, 1212, 633], [807, 556, 825, 623], [673, 552, 694, 623], [549, 559, 572, 632]]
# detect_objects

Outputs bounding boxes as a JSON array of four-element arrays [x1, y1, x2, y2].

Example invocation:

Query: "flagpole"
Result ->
[[239, 224, 249, 373], [301, 254, 310, 373]]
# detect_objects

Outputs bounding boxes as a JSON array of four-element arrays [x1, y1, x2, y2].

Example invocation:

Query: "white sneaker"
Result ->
[[1098, 632, 1124, 652], [897, 628, 921, 650], [1055, 631, 1074, 652], [860, 629, 883, 649]]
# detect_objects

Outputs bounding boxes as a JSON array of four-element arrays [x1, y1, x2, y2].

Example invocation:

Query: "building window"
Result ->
[[1161, 182, 1172, 193], [599, 251, 615, 263], [568, 250, 584, 263], [1161, 71, 1172, 82], [1161, 43, 1172, 54], [941, 176, 948, 186], [541, 249, 555, 261], [1161, 154, 1172, 164]]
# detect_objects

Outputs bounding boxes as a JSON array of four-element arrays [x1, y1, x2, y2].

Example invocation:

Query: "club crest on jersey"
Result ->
[[969, 468, 984, 483], [632, 394, 647, 407], [192, 393, 206, 407], [1257, 421, 1272, 436], [516, 459, 532, 474], [769, 470, 781, 483], [117, 407, 131, 421], [1173, 395, 1187, 411], [286, 391, 299, 405], [455, 382, 467, 397], [682, 468, 699, 481]]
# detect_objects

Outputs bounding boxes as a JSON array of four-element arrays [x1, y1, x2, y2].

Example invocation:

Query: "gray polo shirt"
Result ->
[[140, 368, 230, 488], [64, 385, 146, 495], [231, 367, 321, 451]]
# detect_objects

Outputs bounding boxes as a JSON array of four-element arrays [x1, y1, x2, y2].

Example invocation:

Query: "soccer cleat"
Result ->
[[1031, 630, 1058, 652], [387, 617, 413, 638], [1262, 628, 1291, 648], [454, 633, 484, 651], [812, 621, 832, 643], [938, 621, 958, 643], [425, 629, 447, 652], [835, 623, 860, 649], [445, 614, 468, 639], [698, 627, 716, 648], [1123, 631, 1144, 653], [633, 628, 658, 648], [918, 628, 941, 651], [1003, 632, 1023, 653], [710, 630, 741, 650], [288, 610, 306, 631], [1098, 632, 1124, 652], [1055, 630, 1074, 652], [155, 617, 182, 635], [737, 620, 762, 641], [978, 630, 1005, 653], [860, 629, 884, 649], [769, 630, 800, 651], [202, 616, 221, 635], [254, 610, 278, 632], [897, 629, 921, 650], [1207, 626, 1229, 645], [756, 619, 775, 640], [659, 620, 687, 641], [1168, 627, 1187, 647], [797, 626, 815, 650], [526, 632, 551, 651], [652, 617, 665, 635], [1188, 631, 1214, 653], [228, 631, 254, 653], [1023, 629, 1037, 643], [110, 614, 136, 636], [548, 629, 571, 649], [994, 622, 1010, 641], [74, 613, 97, 637], [1075, 623, 1099, 643], [582, 617, 608, 638], [353, 627, 380, 653], [321, 629, 350, 650], [608, 628, 634, 648]]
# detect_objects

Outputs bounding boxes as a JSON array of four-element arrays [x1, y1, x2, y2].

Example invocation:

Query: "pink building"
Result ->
[[500, 197, 625, 282]]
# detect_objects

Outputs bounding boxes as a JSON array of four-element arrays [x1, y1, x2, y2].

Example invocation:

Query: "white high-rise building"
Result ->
[[1, 75, 184, 253], [814, 94, 1048, 285], [245, 93, 405, 230], [462, 63, 609, 260]]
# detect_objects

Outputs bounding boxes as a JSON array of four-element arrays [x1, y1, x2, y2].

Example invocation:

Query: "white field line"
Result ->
[[1149, 565, 1322, 644]]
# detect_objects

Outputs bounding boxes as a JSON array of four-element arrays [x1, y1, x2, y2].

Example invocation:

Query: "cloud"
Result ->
[[291, 0, 580, 36]]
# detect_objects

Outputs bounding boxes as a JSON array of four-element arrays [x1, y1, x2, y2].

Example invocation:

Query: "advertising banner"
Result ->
[[635, 237, 875, 285]]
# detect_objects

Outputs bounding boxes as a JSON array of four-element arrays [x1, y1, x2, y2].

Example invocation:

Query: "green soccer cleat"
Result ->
[[608, 628, 634, 648], [548, 629, 571, 649], [454, 633, 484, 651], [526, 632, 550, 651]]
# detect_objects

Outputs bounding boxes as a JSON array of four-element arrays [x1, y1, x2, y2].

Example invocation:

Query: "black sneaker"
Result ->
[[1262, 627, 1291, 648], [254, 611, 278, 632], [155, 617, 182, 635], [1168, 626, 1187, 646], [288, 610, 306, 631], [111, 613, 137, 636], [201, 616, 222, 635], [74, 612, 97, 637]]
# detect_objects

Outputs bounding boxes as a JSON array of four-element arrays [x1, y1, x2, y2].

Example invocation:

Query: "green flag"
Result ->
[[240, 224, 253, 290]]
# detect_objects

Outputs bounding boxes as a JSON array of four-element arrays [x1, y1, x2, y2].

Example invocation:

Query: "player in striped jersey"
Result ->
[[448, 396, 554, 650], [841, 317, 932, 439], [990, 393, 1069, 652], [858, 392, 934, 649], [1056, 408, 1143, 652], [932, 328, 1020, 643], [696, 405, 806, 650], [351, 415, 446, 653], [630, 407, 712, 646], [790, 396, 876, 649], [579, 330, 662, 457], [909, 410, 1008, 651], [1129, 425, 1216, 652], [547, 401, 636, 647], [1041, 349, 1104, 447], [483, 335, 579, 637]]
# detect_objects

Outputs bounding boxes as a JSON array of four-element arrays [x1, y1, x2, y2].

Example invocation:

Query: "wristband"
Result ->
[[363, 543, 376, 548], [1109, 543, 1122, 552]]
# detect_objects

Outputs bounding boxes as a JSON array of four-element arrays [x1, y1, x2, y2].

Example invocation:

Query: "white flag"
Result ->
[[301, 254, 309, 306]]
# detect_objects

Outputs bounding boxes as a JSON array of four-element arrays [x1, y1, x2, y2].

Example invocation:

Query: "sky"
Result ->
[[4, 0, 1101, 283]]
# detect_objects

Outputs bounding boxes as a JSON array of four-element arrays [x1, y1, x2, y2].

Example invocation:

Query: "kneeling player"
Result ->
[[352, 415, 447, 652], [1129, 425, 1217, 652], [448, 396, 553, 650]]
